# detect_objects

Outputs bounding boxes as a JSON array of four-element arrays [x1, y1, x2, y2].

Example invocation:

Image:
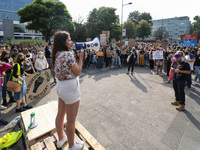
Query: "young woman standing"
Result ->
[[52, 31, 84, 150]]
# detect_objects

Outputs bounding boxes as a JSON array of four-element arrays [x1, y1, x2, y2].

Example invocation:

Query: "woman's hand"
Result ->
[[19, 76, 23, 81]]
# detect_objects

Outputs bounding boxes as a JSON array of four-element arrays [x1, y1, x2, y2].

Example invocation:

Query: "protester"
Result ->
[[45, 45, 51, 66], [52, 31, 84, 149], [0, 61, 12, 125], [139, 48, 145, 67], [1, 50, 15, 107], [127, 48, 137, 75], [34, 51, 49, 72], [156, 46, 164, 75], [105, 48, 112, 68], [193, 48, 200, 85], [185, 49, 195, 88], [171, 53, 191, 110], [116, 47, 122, 67], [149, 48, 154, 69], [11, 48, 18, 61], [23, 50, 36, 74], [12, 53, 32, 112]]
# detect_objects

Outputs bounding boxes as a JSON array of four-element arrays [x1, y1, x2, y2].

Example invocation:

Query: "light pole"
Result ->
[[121, 0, 132, 41]]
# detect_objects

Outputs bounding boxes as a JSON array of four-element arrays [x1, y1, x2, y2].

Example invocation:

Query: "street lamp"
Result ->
[[121, 0, 132, 41]]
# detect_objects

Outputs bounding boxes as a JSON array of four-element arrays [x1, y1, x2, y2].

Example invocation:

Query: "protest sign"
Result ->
[[128, 39, 136, 48], [180, 34, 197, 47], [12, 40, 20, 45], [122, 29, 126, 36], [125, 41, 128, 46], [100, 34, 107, 46], [102, 31, 110, 42], [26, 69, 51, 104], [153, 51, 163, 60], [22, 41, 29, 47]]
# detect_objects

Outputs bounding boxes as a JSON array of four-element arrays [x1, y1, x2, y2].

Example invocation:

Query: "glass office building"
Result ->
[[151, 16, 191, 43], [0, 0, 59, 41]]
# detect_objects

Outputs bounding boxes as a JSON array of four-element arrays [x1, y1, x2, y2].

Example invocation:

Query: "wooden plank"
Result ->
[[30, 142, 43, 150], [75, 121, 105, 150], [43, 136, 57, 150], [20, 101, 66, 147]]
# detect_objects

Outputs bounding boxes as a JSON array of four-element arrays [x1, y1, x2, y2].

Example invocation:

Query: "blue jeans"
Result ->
[[0, 87, 2, 118], [187, 73, 192, 88], [117, 56, 121, 66], [2, 73, 13, 99], [194, 66, 200, 82]]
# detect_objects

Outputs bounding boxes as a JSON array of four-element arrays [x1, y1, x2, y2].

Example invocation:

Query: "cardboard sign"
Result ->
[[102, 31, 110, 42], [198, 40, 200, 47], [11, 40, 20, 45], [26, 69, 51, 104], [22, 41, 30, 48], [153, 51, 163, 60], [86, 38, 91, 42], [128, 39, 135, 48], [125, 41, 128, 46], [100, 34, 107, 46], [30, 43, 36, 47]]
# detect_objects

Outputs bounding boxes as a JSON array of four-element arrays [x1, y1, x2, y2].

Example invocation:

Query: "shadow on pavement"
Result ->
[[184, 110, 200, 131], [129, 74, 148, 93]]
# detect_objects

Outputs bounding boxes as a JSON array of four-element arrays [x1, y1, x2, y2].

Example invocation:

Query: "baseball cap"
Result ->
[[174, 53, 182, 59]]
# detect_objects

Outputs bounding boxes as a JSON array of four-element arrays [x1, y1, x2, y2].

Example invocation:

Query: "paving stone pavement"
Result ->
[[1, 66, 200, 150]]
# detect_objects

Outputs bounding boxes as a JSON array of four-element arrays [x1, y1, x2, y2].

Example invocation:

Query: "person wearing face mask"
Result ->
[[34, 51, 49, 72], [12, 53, 32, 112], [1, 51, 15, 107], [23, 50, 36, 74]]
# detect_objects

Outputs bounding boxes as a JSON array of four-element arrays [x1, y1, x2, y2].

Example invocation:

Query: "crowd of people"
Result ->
[[0, 44, 51, 125]]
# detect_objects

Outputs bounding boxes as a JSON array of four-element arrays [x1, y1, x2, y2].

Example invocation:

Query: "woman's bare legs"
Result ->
[[65, 100, 80, 148], [55, 98, 66, 140]]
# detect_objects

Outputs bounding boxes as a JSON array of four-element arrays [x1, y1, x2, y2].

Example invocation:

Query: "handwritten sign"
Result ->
[[100, 34, 107, 46], [26, 69, 51, 104], [153, 51, 163, 60]]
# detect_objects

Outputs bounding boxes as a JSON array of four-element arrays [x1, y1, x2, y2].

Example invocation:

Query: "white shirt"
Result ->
[[185, 54, 194, 71], [34, 58, 49, 71]]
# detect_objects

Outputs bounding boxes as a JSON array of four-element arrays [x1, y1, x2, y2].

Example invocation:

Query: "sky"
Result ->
[[61, 0, 199, 23]]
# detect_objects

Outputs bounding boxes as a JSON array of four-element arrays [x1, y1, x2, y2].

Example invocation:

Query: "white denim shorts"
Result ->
[[56, 77, 80, 104]]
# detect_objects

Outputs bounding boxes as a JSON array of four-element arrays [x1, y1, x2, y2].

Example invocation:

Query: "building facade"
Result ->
[[0, 0, 59, 42], [152, 16, 191, 43]]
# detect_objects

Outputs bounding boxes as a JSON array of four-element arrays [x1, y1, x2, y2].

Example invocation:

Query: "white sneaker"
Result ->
[[0, 105, 7, 110], [68, 141, 84, 150], [192, 81, 196, 85], [57, 135, 68, 148]]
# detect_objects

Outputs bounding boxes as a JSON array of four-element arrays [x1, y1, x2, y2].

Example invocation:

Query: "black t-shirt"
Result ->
[[172, 61, 190, 81], [194, 54, 200, 66]]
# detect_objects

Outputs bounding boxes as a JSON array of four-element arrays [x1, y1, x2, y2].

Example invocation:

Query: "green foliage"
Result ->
[[17, 0, 75, 42], [128, 11, 152, 25], [153, 27, 169, 40], [191, 16, 200, 40], [123, 20, 136, 39], [136, 20, 152, 39], [86, 7, 121, 41], [8, 39, 44, 46], [6, 39, 12, 46]]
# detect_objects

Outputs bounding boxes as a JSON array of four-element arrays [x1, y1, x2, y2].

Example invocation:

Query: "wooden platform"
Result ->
[[20, 101, 105, 150]]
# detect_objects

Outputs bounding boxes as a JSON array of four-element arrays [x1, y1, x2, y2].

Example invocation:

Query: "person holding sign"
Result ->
[[127, 48, 137, 75], [52, 31, 84, 149], [156, 46, 164, 76]]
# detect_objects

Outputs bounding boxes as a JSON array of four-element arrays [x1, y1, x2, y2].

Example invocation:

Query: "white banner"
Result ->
[[122, 29, 126, 36], [153, 51, 163, 60]]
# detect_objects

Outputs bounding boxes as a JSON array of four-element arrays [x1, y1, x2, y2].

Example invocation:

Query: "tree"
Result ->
[[86, 7, 121, 41], [153, 27, 169, 40], [71, 16, 87, 42], [128, 11, 140, 25], [128, 11, 152, 25], [123, 20, 136, 39], [136, 20, 152, 39], [17, 0, 75, 42], [191, 15, 200, 40]]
